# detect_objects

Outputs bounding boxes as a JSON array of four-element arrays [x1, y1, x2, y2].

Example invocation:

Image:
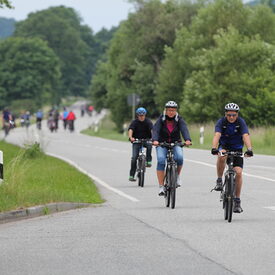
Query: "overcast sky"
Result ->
[[0, 0, 134, 33], [0, 0, 252, 33]]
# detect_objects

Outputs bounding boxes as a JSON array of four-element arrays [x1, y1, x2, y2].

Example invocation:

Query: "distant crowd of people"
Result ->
[[1, 104, 95, 136]]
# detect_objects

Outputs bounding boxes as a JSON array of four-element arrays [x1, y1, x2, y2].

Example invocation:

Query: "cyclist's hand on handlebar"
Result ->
[[153, 141, 159, 146], [211, 148, 219, 155], [184, 140, 192, 147], [129, 137, 135, 143], [244, 150, 253, 157]]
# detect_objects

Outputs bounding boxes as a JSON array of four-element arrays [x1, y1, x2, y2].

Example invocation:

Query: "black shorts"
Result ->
[[227, 156, 243, 168], [219, 146, 243, 168]]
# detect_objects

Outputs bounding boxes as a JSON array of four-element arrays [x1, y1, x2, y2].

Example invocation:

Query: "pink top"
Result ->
[[166, 121, 175, 133]]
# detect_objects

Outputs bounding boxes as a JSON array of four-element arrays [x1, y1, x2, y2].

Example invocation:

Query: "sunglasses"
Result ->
[[226, 114, 237, 117]]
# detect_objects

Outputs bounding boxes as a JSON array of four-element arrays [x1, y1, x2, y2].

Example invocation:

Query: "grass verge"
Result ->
[[0, 141, 104, 212], [82, 115, 275, 155]]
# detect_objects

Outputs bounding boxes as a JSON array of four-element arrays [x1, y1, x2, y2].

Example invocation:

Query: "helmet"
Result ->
[[165, 101, 178, 108], [136, 107, 147, 115], [224, 103, 239, 112]]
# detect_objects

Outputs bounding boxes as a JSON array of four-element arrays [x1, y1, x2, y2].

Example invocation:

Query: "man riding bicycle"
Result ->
[[152, 101, 192, 196], [128, 107, 153, 181], [211, 103, 253, 213]]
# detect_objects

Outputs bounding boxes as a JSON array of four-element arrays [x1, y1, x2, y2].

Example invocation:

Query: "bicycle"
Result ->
[[219, 151, 244, 223], [159, 142, 185, 209], [133, 139, 152, 187]]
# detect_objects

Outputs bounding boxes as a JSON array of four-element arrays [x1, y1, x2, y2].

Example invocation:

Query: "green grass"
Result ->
[[82, 115, 275, 155], [81, 114, 128, 142], [0, 141, 104, 212]]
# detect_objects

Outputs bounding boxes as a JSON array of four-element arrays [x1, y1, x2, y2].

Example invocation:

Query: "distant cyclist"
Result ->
[[211, 103, 253, 213], [152, 101, 192, 196], [2, 108, 12, 136], [36, 110, 43, 129], [128, 107, 153, 181]]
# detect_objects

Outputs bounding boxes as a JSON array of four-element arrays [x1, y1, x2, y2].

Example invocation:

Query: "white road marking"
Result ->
[[47, 153, 139, 203], [263, 207, 275, 211], [185, 158, 275, 182]]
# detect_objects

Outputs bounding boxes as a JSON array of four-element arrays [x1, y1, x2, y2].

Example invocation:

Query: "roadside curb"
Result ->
[[0, 202, 93, 224]]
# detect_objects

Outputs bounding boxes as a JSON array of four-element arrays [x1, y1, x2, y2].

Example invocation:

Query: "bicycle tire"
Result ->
[[138, 156, 146, 187], [170, 165, 177, 209], [224, 177, 228, 220], [227, 173, 235, 223], [165, 167, 170, 207]]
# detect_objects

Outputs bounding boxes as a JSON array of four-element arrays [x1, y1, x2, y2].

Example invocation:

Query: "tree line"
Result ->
[[90, 0, 275, 128], [0, 5, 116, 112]]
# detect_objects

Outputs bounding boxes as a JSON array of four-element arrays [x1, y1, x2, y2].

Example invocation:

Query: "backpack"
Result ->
[[221, 117, 242, 135]]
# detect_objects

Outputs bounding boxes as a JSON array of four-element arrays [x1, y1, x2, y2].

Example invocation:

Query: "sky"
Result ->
[[0, 0, 134, 33]]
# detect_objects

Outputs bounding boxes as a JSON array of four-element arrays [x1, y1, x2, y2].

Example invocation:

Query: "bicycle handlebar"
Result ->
[[132, 139, 152, 145], [158, 141, 187, 148], [220, 151, 244, 157]]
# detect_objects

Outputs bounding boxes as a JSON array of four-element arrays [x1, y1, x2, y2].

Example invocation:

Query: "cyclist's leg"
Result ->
[[129, 143, 140, 178], [156, 146, 167, 194], [233, 157, 244, 198], [173, 145, 183, 174]]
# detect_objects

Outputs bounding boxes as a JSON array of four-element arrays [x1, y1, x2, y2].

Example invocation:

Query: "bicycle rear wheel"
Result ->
[[170, 165, 177, 209], [227, 174, 234, 223]]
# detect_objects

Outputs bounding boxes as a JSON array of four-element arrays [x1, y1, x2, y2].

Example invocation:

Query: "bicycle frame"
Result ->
[[133, 139, 151, 187], [159, 142, 184, 209], [220, 151, 243, 222]]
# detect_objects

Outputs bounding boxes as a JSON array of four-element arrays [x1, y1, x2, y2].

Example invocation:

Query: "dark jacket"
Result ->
[[128, 118, 153, 139], [152, 114, 191, 143]]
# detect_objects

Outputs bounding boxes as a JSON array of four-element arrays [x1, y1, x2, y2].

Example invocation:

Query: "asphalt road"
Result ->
[[1, 103, 275, 275]]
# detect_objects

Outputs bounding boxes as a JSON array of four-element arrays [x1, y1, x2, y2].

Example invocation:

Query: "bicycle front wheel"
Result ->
[[138, 157, 146, 187], [170, 165, 177, 209], [165, 168, 170, 207], [227, 174, 235, 223], [224, 177, 228, 220]]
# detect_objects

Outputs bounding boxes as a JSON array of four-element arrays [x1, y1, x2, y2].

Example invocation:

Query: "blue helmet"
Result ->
[[136, 107, 147, 115]]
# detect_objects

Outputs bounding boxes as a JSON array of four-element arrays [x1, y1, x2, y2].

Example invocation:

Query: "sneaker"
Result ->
[[146, 161, 152, 167], [129, 176, 136, 182], [233, 199, 243, 213], [214, 178, 223, 191], [176, 177, 182, 187], [158, 185, 165, 196]]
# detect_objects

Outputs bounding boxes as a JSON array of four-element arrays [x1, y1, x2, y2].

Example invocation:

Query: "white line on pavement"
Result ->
[[263, 206, 275, 211], [46, 153, 140, 203], [185, 158, 275, 183]]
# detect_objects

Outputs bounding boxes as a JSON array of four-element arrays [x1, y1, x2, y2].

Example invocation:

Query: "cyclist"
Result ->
[[211, 102, 253, 213], [36, 110, 43, 129], [152, 101, 192, 196], [128, 107, 153, 181], [2, 108, 12, 135]]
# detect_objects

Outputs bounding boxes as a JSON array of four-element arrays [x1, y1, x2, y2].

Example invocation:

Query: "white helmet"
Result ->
[[225, 102, 239, 112], [165, 101, 178, 108]]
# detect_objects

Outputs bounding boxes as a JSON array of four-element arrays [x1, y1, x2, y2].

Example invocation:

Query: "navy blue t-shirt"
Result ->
[[215, 117, 249, 150]]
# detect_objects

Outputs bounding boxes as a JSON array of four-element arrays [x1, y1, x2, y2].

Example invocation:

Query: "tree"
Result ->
[[14, 6, 96, 97], [97, 0, 200, 128], [0, 37, 61, 110], [0, 0, 12, 9], [181, 27, 275, 125]]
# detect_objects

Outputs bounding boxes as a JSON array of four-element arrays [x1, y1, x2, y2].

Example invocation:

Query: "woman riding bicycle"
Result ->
[[152, 101, 192, 196], [128, 107, 153, 181]]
